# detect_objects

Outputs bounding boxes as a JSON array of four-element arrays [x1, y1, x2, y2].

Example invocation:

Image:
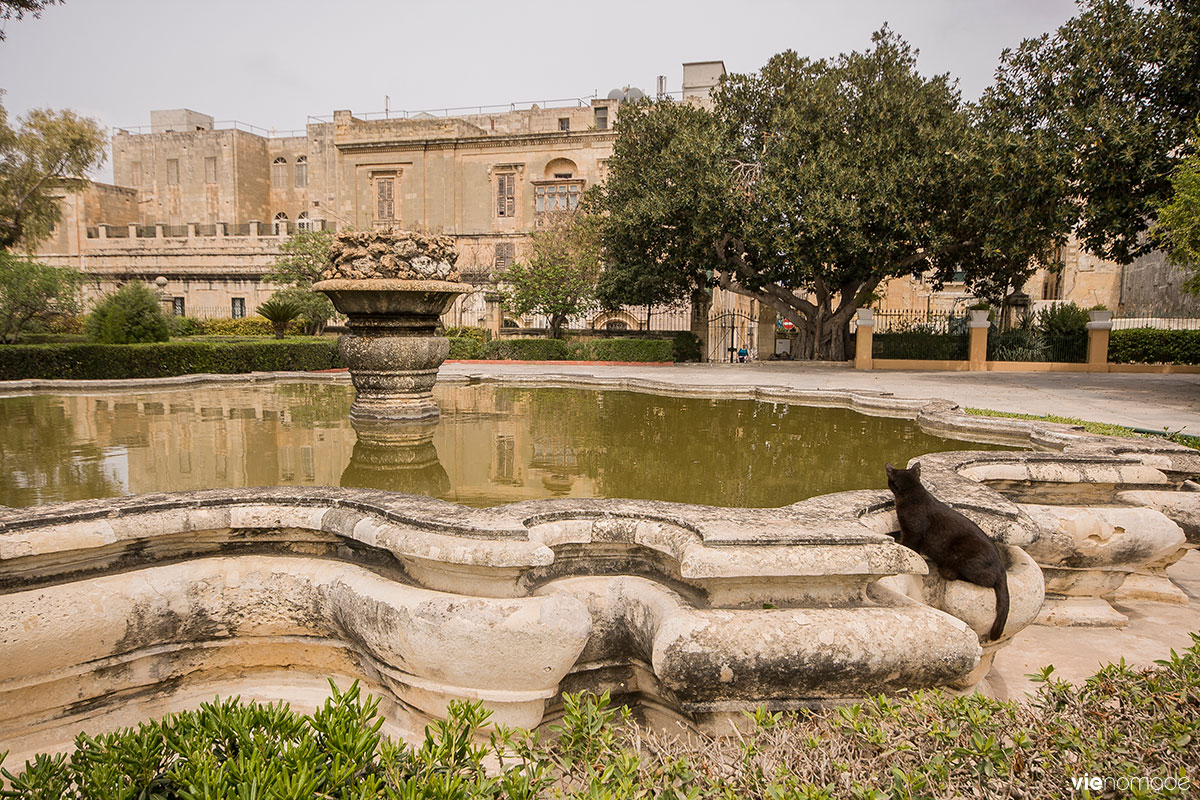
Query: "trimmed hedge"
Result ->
[[446, 337, 676, 362], [585, 338, 674, 362], [202, 317, 304, 336], [446, 336, 485, 360], [0, 339, 340, 380], [1109, 328, 1200, 365], [872, 330, 968, 360], [482, 338, 570, 360]]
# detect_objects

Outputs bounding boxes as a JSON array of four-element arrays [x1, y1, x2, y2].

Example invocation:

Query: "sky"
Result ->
[[0, 0, 1081, 181]]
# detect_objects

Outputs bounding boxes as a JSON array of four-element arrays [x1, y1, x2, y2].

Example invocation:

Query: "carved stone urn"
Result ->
[[314, 229, 470, 421]]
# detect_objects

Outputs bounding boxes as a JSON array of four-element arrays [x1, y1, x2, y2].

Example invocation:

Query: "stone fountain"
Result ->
[[313, 229, 470, 421]]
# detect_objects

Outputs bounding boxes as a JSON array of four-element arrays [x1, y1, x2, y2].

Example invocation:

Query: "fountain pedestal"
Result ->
[[315, 278, 469, 421]]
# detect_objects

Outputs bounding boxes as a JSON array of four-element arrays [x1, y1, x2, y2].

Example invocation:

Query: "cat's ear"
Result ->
[[911, 462, 921, 478], [885, 463, 895, 477]]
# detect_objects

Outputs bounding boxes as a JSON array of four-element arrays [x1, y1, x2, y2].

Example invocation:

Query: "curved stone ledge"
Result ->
[[0, 485, 1040, 752], [1020, 504, 1188, 625]]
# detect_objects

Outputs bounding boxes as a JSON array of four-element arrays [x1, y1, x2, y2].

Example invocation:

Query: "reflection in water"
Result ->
[[0, 383, 1014, 509], [341, 418, 450, 497]]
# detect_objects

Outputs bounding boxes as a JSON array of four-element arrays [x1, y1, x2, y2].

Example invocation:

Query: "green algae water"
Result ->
[[0, 383, 1013, 508]]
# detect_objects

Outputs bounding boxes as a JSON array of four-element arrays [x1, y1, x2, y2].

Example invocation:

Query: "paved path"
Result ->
[[441, 361, 1200, 435]]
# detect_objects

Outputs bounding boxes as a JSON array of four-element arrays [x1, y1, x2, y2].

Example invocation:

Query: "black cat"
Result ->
[[885, 462, 1010, 641]]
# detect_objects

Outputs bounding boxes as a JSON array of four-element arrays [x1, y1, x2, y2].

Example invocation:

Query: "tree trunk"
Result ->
[[549, 314, 566, 340]]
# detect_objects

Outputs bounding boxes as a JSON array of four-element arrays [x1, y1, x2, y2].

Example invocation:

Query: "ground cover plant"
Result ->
[[3, 635, 1197, 798], [965, 407, 1200, 450]]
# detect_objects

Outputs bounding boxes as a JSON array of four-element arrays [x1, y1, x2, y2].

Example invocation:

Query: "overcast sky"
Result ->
[[1, 0, 1080, 181]]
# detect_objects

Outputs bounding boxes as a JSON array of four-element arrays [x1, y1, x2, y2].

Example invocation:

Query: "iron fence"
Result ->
[[871, 309, 968, 334], [1113, 312, 1200, 331]]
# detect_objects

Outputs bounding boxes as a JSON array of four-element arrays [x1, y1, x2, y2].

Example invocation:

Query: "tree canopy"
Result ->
[[594, 29, 1071, 360], [265, 228, 336, 333], [0, 0, 60, 40], [498, 210, 602, 339], [0, 99, 106, 250], [987, 0, 1200, 265], [0, 251, 80, 343], [1152, 129, 1200, 293]]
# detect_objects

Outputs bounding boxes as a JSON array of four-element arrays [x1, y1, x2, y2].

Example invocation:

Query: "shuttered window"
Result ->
[[496, 173, 516, 217], [376, 177, 395, 220], [494, 242, 515, 269], [271, 158, 287, 188], [295, 156, 308, 188]]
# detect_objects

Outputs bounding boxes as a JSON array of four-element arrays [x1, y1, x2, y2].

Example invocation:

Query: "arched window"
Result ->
[[297, 211, 313, 231], [295, 155, 308, 188], [605, 320, 629, 331], [271, 157, 288, 189], [502, 318, 520, 328], [273, 211, 288, 235]]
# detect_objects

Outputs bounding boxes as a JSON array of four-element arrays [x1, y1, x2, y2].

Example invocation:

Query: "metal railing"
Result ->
[[1113, 311, 1200, 331], [308, 96, 596, 124]]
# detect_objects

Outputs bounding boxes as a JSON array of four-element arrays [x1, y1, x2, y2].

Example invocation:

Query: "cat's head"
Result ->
[[885, 462, 922, 493]]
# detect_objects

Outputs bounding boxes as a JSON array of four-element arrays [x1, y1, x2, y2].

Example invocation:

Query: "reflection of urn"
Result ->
[[314, 230, 470, 422], [341, 418, 450, 498]]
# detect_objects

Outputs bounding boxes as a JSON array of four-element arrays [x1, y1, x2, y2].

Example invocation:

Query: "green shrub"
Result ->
[[1108, 328, 1200, 364], [201, 317, 303, 336], [587, 337, 674, 362], [3, 635, 1199, 799], [672, 331, 703, 362], [166, 315, 203, 337], [84, 283, 170, 344], [482, 338, 570, 360], [0, 339, 340, 380], [446, 336, 484, 360], [1036, 301, 1090, 337], [443, 326, 492, 345]]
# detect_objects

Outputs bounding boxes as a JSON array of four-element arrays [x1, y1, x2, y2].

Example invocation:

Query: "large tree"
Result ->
[[595, 30, 1070, 360], [498, 210, 602, 339], [987, 0, 1200, 265], [0, 99, 106, 250]]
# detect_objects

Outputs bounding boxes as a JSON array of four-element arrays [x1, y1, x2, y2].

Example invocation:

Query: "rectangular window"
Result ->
[[172, 297, 185, 316], [130, 161, 142, 187], [166, 159, 179, 186], [496, 172, 515, 217], [231, 297, 246, 318], [295, 158, 308, 188], [594, 107, 608, 130], [558, 117, 570, 131], [204, 157, 217, 184], [376, 176, 395, 220], [494, 242, 515, 269], [535, 183, 582, 213]]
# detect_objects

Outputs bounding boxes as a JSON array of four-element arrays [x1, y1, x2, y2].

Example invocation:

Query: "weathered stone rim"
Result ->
[[311, 278, 473, 294]]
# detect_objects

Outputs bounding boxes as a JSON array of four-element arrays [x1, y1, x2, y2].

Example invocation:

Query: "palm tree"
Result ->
[[256, 297, 303, 339]]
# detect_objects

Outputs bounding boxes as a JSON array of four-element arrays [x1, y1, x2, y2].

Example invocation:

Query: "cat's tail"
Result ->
[[989, 571, 1010, 642]]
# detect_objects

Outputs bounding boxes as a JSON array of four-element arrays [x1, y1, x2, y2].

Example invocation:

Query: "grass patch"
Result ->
[[2, 635, 1198, 798], [964, 407, 1200, 449]]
